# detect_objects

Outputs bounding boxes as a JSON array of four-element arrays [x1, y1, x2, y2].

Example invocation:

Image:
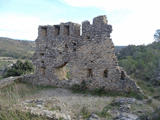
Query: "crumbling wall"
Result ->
[[32, 15, 141, 92]]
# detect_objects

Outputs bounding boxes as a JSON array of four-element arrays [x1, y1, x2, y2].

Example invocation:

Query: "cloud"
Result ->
[[63, 0, 160, 45], [62, 0, 159, 12], [0, 13, 54, 40], [1, 0, 160, 45]]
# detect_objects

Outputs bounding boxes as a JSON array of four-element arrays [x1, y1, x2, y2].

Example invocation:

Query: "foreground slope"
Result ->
[[0, 80, 159, 120]]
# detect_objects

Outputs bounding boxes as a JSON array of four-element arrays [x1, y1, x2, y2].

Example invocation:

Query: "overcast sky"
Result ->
[[0, 0, 160, 45]]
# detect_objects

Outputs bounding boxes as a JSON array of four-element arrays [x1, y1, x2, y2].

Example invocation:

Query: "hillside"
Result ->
[[0, 37, 35, 59], [118, 42, 160, 85], [117, 42, 160, 101]]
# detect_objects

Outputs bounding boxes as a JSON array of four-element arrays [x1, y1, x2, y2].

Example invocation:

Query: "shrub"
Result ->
[[80, 106, 90, 119], [71, 80, 87, 93], [3, 60, 34, 78]]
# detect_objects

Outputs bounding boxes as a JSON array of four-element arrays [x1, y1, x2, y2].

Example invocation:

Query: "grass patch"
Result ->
[[66, 71, 70, 79], [0, 60, 14, 69], [80, 106, 90, 119], [20, 80, 57, 89], [0, 82, 56, 106], [71, 83, 145, 100], [0, 82, 60, 120], [0, 108, 49, 120], [0, 82, 39, 106], [96, 105, 112, 119], [0, 82, 58, 119], [139, 108, 160, 120], [136, 80, 160, 98]]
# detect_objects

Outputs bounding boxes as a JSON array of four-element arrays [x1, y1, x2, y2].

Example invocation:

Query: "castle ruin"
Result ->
[[33, 15, 140, 92]]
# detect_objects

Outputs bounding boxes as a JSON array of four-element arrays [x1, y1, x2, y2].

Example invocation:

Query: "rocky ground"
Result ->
[[0, 78, 159, 120], [17, 88, 157, 120]]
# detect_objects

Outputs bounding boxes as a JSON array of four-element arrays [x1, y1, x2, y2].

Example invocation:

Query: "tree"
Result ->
[[154, 29, 160, 42], [118, 42, 160, 85]]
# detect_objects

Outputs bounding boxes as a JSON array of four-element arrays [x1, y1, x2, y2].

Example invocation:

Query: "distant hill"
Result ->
[[0, 37, 35, 59], [114, 46, 126, 54]]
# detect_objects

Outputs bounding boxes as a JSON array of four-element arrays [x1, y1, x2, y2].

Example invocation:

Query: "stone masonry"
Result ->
[[32, 15, 141, 92]]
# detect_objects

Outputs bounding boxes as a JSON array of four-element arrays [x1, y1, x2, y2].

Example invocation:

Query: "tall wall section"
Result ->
[[32, 15, 141, 92]]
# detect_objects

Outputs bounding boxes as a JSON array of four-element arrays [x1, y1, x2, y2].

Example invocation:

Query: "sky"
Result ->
[[0, 0, 160, 45]]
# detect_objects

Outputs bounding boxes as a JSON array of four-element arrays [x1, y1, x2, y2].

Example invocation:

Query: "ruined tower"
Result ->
[[33, 15, 140, 92]]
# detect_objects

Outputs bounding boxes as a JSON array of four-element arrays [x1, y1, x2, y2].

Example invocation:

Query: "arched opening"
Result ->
[[121, 71, 125, 80], [103, 69, 108, 78]]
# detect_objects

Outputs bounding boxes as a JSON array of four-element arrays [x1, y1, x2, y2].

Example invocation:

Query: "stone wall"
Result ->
[[32, 15, 141, 92], [0, 76, 22, 88]]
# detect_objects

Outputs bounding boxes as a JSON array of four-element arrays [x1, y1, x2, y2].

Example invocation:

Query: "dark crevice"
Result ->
[[87, 68, 93, 78], [121, 71, 125, 80], [56, 62, 68, 68], [54, 25, 60, 36], [104, 69, 108, 78]]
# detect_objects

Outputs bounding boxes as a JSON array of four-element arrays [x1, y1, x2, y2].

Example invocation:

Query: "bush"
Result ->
[[71, 80, 87, 93], [3, 60, 34, 78]]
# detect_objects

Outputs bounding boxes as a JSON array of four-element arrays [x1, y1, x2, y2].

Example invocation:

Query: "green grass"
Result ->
[[0, 75, 3, 80], [66, 71, 70, 79], [0, 82, 57, 120], [80, 106, 91, 119], [0, 82, 56, 106], [0, 83, 39, 106], [136, 80, 160, 97], [71, 83, 145, 100], [96, 105, 112, 119], [0, 108, 49, 120], [0, 60, 14, 69]]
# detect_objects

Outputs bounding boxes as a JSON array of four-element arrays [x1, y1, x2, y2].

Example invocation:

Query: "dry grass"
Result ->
[[0, 81, 159, 119], [0, 82, 48, 107]]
